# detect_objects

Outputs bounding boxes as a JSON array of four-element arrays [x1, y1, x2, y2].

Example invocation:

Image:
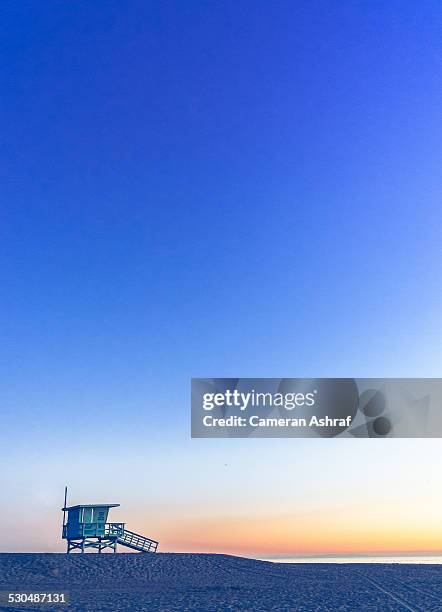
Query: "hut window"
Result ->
[[82, 508, 93, 523]]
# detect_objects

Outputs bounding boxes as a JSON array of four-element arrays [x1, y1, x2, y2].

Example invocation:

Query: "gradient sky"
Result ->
[[1, 1, 441, 556]]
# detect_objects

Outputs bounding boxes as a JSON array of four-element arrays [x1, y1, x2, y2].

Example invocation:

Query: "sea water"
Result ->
[[264, 555, 442, 564]]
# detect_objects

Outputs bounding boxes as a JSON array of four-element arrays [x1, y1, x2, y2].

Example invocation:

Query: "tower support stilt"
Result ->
[[67, 537, 118, 553]]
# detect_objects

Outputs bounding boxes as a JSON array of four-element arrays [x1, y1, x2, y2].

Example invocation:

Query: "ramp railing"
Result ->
[[115, 527, 158, 552]]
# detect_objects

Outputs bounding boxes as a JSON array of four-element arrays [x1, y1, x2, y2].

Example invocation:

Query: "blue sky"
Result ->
[[0, 1, 441, 553]]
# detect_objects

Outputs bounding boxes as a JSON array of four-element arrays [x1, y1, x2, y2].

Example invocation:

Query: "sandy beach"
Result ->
[[0, 553, 440, 611]]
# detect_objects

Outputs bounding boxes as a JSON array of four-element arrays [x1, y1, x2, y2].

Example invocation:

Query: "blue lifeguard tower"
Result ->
[[61, 488, 158, 554]]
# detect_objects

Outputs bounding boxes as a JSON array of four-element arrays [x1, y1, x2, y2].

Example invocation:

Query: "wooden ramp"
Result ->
[[115, 527, 158, 553]]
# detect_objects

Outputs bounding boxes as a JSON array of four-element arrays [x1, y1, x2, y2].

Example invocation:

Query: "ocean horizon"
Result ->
[[264, 554, 442, 564]]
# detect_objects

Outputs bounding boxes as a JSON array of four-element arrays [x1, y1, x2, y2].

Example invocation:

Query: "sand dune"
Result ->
[[0, 553, 440, 611]]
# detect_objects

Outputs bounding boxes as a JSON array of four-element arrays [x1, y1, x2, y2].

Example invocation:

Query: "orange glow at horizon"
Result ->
[[136, 505, 442, 557]]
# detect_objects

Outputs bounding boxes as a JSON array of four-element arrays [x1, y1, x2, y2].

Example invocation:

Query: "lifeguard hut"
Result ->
[[61, 488, 158, 554]]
